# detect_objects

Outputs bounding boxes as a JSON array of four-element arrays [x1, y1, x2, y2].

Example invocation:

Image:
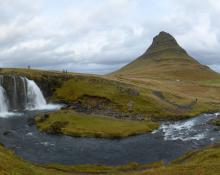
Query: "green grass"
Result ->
[[35, 110, 159, 138], [200, 79, 220, 87], [54, 75, 169, 118], [0, 67, 68, 78], [53, 75, 220, 121], [45, 161, 163, 174]]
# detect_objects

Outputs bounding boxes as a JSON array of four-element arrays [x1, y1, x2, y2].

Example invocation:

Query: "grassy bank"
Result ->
[[0, 144, 69, 175], [1, 142, 220, 175], [140, 144, 220, 175], [35, 110, 158, 138]]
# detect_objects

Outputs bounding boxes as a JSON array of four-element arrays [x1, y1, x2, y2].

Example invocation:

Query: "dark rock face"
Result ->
[[46, 121, 69, 134], [0, 75, 27, 111], [3, 130, 15, 137], [71, 95, 114, 113], [66, 95, 144, 120], [34, 77, 64, 98], [145, 31, 187, 56]]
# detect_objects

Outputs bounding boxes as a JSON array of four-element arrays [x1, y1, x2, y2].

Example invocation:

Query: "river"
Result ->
[[0, 111, 219, 165]]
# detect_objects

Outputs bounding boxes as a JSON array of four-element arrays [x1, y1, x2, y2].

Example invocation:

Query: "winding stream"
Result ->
[[0, 111, 219, 165]]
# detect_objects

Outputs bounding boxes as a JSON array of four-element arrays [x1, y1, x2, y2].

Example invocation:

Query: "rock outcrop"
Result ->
[[144, 31, 187, 56]]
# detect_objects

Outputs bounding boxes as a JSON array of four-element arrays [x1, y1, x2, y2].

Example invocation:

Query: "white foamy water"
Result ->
[[25, 78, 62, 110], [153, 115, 214, 141], [0, 86, 8, 113], [0, 85, 22, 117], [26, 79, 47, 110], [0, 112, 23, 118], [29, 103, 63, 111], [0, 75, 61, 117]]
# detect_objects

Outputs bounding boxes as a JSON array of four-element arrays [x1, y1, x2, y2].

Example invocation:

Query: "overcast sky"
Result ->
[[0, 0, 220, 74]]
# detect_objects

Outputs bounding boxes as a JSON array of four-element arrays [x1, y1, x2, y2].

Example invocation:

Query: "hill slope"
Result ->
[[107, 31, 220, 119], [111, 31, 219, 80]]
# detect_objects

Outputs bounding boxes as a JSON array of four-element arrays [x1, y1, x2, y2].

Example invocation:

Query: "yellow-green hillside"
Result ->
[[107, 31, 220, 119], [111, 31, 219, 81], [54, 74, 220, 120]]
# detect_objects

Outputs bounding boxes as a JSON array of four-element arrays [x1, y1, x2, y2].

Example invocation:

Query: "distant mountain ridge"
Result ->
[[111, 31, 219, 80]]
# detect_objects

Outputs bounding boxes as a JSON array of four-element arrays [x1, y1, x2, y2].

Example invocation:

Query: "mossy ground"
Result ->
[[54, 74, 220, 120], [35, 110, 158, 138], [1, 68, 220, 120], [109, 76, 220, 119], [54, 75, 166, 118]]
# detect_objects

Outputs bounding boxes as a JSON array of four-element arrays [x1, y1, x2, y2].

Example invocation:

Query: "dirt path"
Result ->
[[153, 90, 197, 110]]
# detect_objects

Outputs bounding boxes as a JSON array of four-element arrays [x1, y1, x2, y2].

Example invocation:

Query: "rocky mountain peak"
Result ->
[[145, 31, 186, 55]]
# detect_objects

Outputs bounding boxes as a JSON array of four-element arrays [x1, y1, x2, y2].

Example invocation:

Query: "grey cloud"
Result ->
[[0, 0, 220, 74]]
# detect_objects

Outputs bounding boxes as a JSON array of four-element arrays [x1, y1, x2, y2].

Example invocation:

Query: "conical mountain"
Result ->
[[111, 31, 219, 80]]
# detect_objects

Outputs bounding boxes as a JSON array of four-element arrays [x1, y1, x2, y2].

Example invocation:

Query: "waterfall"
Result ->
[[0, 75, 60, 116], [0, 75, 8, 114], [0, 86, 8, 113], [20, 77, 27, 105], [26, 78, 47, 110], [13, 76, 18, 109]]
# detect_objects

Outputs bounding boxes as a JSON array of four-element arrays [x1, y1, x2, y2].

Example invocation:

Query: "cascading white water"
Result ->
[[25, 78, 61, 110], [20, 77, 27, 105], [0, 75, 61, 117], [13, 76, 18, 108], [26, 78, 47, 110], [0, 86, 8, 113]]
